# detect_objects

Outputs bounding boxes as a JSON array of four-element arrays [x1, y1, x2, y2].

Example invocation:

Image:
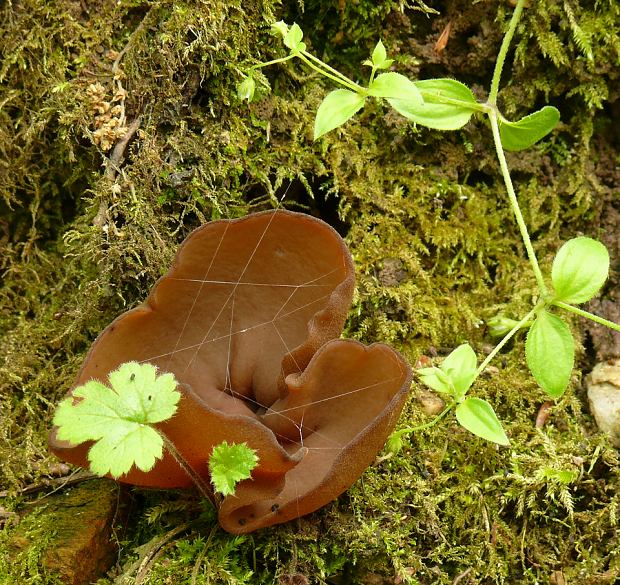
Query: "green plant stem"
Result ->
[[302, 50, 363, 91], [250, 54, 295, 70], [488, 0, 527, 105], [476, 306, 539, 377], [160, 432, 218, 507], [401, 403, 454, 434], [488, 111, 549, 297], [296, 51, 363, 93], [554, 301, 620, 332]]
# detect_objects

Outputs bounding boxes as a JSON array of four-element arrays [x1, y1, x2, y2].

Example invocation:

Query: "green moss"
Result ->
[[1, 0, 619, 583]]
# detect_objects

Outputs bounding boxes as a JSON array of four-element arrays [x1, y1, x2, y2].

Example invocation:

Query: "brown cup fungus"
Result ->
[[49, 210, 412, 534]]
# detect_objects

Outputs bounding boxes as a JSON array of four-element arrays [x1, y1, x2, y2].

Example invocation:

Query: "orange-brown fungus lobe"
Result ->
[[49, 210, 412, 534]]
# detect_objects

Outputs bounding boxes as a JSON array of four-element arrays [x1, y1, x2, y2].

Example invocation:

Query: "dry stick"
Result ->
[[191, 525, 218, 585], [93, 116, 141, 228], [159, 432, 219, 508], [0, 469, 98, 499], [133, 522, 191, 585], [104, 116, 142, 180], [452, 567, 473, 585]]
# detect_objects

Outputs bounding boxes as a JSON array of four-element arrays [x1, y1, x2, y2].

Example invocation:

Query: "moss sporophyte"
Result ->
[[237, 0, 620, 446]]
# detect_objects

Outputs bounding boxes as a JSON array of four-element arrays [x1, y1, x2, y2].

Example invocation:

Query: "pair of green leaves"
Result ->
[[418, 344, 509, 446], [314, 76, 479, 139], [53, 362, 258, 496], [526, 237, 609, 398]]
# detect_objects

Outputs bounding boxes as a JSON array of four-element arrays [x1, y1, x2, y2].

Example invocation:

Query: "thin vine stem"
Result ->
[[400, 403, 454, 435], [488, 110, 549, 297], [296, 52, 363, 93], [488, 0, 527, 105], [554, 301, 620, 332], [160, 432, 218, 507], [250, 54, 295, 70], [302, 50, 363, 90], [476, 305, 539, 377]]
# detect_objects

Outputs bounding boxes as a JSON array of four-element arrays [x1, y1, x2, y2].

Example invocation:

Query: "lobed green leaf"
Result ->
[[551, 237, 609, 304], [313, 89, 365, 139], [53, 362, 181, 478], [209, 441, 259, 496], [499, 106, 560, 151], [525, 310, 574, 399], [456, 397, 510, 445]]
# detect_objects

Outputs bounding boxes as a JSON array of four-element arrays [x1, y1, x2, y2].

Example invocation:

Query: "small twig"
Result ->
[[104, 116, 141, 180], [134, 523, 191, 585], [191, 525, 218, 585], [0, 469, 98, 499], [452, 567, 473, 585]]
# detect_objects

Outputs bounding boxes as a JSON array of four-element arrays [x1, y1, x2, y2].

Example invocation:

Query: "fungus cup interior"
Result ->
[[49, 210, 412, 533]]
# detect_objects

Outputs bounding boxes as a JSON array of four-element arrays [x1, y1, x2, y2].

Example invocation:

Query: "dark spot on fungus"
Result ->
[[48, 210, 412, 534], [130, 373, 135, 381]]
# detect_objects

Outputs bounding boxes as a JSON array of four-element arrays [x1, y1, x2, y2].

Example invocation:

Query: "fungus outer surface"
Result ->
[[49, 210, 412, 532]]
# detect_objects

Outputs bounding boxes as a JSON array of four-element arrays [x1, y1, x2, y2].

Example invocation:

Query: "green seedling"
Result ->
[[238, 0, 620, 445], [53, 362, 258, 500], [209, 441, 259, 497]]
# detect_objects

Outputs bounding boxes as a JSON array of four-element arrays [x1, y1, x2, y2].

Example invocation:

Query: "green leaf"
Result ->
[[456, 397, 510, 445], [284, 23, 306, 52], [499, 106, 560, 151], [418, 344, 477, 400], [368, 72, 423, 107], [209, 441, 259, 496], [391, 78, 477, 130], [418, 366, 453, 395], [372, 40, 387, 66], [314, 89, 365, 139], [237, 76, 255, 101], [551, 237, 609, 304], [486, 315, 522, 338], [525, 310, 574, 398], [53, 362, 180, 478], [366, 40, 394, 70], [271, 21, 289, 39], [441, 343, 478, 398]]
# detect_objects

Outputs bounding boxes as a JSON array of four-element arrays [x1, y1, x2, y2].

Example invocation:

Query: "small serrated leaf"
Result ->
[[313, 89, 365, 139], [525, 310, 574, 398], [456, 397, 509, 445], [551, 237, 609, 304], [391, 78, 477, 130], [499, 106, 560, 151], [209, 441, 259, 496], [52, 362, 180, 478]]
